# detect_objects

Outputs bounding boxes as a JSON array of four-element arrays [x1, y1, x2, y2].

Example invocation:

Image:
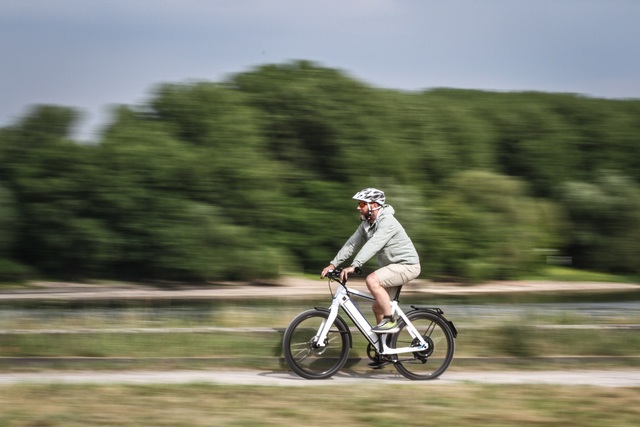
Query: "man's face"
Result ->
[[357, 201, 377, 221]]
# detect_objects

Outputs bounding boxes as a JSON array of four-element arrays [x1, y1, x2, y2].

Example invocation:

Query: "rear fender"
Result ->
[[408, 306, 458, 338]]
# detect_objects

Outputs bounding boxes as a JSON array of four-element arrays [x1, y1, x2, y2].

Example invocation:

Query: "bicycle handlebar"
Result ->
[[324, 267, 362, 284]]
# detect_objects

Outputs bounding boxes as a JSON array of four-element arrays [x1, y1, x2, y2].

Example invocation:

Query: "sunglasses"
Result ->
[[357, 202, 368, 208]]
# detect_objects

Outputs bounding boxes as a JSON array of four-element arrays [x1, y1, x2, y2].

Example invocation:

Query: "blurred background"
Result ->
[[1, 60, 639, 284], [1, 3, 640, 422]]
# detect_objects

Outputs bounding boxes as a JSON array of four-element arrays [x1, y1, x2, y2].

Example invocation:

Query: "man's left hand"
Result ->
[[340, 265, 357, 282]]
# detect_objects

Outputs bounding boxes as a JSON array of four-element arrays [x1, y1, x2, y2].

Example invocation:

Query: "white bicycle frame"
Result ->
[[314, 283, 429, 356]]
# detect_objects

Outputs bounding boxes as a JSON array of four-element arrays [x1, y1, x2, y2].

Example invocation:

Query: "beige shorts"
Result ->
[[374, 263, 421, 288]]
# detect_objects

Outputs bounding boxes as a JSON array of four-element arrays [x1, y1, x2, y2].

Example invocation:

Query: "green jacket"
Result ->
[[330, 205, 420, 269]]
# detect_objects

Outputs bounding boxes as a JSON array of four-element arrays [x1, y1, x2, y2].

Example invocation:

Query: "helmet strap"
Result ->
[[365, 203, 382, 222]]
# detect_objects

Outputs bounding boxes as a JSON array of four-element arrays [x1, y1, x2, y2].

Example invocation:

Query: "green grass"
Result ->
[[0, 383, 638, 426], [1, 317, 639, 372]]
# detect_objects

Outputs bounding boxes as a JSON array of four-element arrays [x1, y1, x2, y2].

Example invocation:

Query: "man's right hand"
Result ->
[[320, 264, 336, 278]]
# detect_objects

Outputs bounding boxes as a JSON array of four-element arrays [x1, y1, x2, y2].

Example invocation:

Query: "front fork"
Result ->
[[313, 299, 344, 348]]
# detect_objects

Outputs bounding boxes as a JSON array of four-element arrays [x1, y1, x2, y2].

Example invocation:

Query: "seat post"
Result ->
[[388, 286, 402, 302]]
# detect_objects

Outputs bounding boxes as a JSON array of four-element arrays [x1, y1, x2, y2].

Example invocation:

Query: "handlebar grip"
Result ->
[[326, 268, 342, 279], [325, 267, 361, 280]]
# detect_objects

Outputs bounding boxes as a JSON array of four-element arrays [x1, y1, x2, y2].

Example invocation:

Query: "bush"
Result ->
[[0, 258, 35, 282]]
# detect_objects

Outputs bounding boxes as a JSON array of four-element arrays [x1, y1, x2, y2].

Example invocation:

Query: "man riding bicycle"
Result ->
[[321, 188, 421, 334]]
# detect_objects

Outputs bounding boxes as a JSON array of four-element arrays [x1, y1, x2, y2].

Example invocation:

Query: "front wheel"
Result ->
[[282, 309, 351, 379], [389, 310, 455, 380]]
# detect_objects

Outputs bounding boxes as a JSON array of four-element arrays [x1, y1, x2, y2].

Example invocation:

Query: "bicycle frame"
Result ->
[[314, 283, 429, 356]]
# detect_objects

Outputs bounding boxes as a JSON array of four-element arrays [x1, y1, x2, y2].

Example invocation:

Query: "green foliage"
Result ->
[[1, 61, 640, 282], [0, 184, 17, 254], [422, 171, 564, 281], [558, 172, 640, 273], [0, 258, 34, 282]]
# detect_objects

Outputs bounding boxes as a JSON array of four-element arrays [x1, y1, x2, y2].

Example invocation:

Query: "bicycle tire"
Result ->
[[389, 310, 455, 380], [282, 309, 351, 379]]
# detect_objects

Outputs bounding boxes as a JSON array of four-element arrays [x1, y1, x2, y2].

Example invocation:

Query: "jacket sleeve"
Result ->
[[351, 218, 397, 268], [330, 226, 365, 267]]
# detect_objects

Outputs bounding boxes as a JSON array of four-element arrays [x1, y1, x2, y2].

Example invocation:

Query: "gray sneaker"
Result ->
[[371, 318, 399, 334]]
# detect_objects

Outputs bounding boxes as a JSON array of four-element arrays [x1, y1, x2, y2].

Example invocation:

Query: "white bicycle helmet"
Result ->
[[352, 188, 386, 205]]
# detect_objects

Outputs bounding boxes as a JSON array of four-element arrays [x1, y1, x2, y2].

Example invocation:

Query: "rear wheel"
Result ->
[[282, 309, 351, 379], [389, 311, 455, 380]]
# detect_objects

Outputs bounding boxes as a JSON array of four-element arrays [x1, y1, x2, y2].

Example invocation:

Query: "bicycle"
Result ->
[[282, 268, 457, 380]]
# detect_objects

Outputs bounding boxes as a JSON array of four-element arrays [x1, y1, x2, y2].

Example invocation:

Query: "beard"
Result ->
[[359, 210, 373, 221]]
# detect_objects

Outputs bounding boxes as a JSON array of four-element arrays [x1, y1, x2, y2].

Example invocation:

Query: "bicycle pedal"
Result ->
[[368, 359, 391, 369], [369, 362, 388, 369]]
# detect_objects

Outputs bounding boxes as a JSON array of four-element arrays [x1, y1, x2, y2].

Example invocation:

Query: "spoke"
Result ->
[[424, 321, 436, 337], [291, 347, 311, 361]]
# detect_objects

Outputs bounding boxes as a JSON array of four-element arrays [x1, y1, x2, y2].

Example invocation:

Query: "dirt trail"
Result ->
[[0, 369, 638, 388]]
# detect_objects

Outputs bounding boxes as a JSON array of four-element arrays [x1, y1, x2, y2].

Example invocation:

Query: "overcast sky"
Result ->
[[2, 0, 640, 140]]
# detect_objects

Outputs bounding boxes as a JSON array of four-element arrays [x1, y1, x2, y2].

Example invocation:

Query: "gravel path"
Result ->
[[0, 369, 638, 388]]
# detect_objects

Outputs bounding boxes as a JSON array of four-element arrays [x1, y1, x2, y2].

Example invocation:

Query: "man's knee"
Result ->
[[365, 273, 380, 289]]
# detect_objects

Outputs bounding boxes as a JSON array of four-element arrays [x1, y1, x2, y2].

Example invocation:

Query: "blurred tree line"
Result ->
[[1, 61, 639, 283]]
